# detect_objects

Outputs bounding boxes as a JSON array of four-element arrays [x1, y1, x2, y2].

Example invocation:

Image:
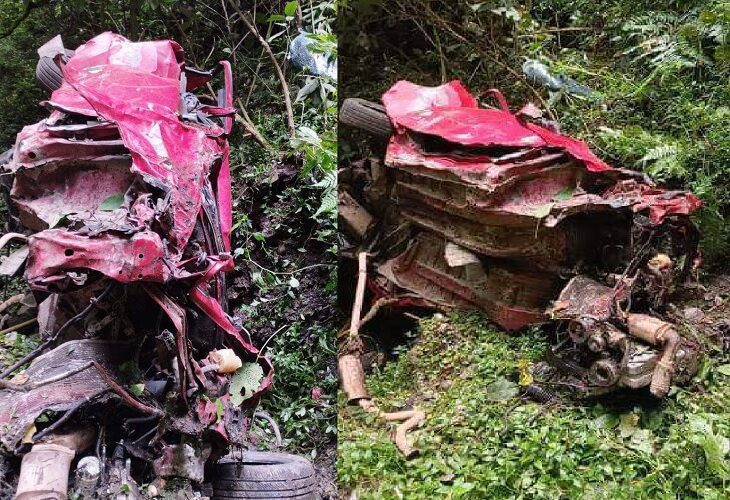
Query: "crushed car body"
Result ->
[[0, 32, 274, 497], [340, 80, 702, 399]]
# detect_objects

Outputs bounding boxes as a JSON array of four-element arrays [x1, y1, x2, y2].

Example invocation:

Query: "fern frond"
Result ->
[[313, 169, 337, 190], [312, 170, 337, 217], [638, 144, 679, 166], [314, 189, 337, 217]]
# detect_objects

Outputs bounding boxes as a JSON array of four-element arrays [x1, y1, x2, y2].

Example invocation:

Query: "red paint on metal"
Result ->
[[382, 80, 701, 223], [9, 33, 271, 413], [26, 230, 167, 288], [604, 179, 703, 224]]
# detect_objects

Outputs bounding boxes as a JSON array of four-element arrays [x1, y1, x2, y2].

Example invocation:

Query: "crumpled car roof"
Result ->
[[382, 80, 701, 223], [0, 33, 271, 447], [43, 32, 231, 253]]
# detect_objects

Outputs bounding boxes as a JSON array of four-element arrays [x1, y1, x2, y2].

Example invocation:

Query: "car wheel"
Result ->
[[339, 98, 393, 138], [213, 451, 317, 499], [35, 49, 74, 92]]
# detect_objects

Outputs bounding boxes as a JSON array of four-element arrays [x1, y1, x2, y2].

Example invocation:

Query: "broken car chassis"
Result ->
[[0, 33, 317, 499], [340, 80, 703, 402]]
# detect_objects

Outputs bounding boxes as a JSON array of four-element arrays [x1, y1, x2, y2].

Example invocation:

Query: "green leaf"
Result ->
[[533, 202, 554, 219], [553, 187, 574, 201], [627, 428, 655, 454], [215, 398, 224, 423], [716, 364, 730, 376], [284, 1, 298, 17], [619, 412, 640, 438], [229, 362, 265, 406], [699, 433, 730, 480], [295, 77, 320, 102], [99, 193, 124, 211], [485, 377, 519, 401], [591, 412, 619, 430], [129, 383, 145, 396]]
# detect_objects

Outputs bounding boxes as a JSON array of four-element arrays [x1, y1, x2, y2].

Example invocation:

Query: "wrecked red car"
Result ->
[[340, 80, 702, 399], [0, 33, 317, 499]]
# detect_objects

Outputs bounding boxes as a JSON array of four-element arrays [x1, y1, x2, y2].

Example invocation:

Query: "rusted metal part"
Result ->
[[338, 354, 369, 402], [152, 444, 210, 483], [378, 232, 558, 330], [625, 314, 681, 397], [341, 79, 703, 398], [26, 230, 168, 289], [16, 443, 76, 499], [0, 340, 130, 451], [11, 156, 134, 231], [544, 275, 696, 396], [550, 275, 623, 323], [339, 190, 375, 240]]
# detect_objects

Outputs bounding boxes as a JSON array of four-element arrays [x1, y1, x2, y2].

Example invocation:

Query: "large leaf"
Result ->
[[485, 377, 519, 401], [229, 362, 265, 406], [284, 1, 298, 17], [99, 193, 124, 211]]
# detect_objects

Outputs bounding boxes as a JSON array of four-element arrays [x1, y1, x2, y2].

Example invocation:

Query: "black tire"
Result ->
[[339, 98, 393, 138], [35, 49, 74, 92], [213, 451, 317, 499]]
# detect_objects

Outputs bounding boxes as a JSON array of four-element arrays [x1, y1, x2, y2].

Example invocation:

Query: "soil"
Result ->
[[314, 440, 338, 499]]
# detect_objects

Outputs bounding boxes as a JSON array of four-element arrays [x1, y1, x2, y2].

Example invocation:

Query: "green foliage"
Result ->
[[0, 329, 39, 369], [228, 0, 338, 455], [339, 312, 730, 498]]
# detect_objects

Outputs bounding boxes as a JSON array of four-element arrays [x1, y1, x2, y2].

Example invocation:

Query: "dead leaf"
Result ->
[[10, 372, 28, 385], [22, 424, 36, 444]]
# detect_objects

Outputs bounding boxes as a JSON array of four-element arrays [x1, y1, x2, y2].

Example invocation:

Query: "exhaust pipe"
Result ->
[[15, 428, 94, 500], [626, 314, 681, 397]]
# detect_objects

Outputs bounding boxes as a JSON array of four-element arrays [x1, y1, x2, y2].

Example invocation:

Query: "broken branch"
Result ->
[[0, 318, 36, 336], [235, 98, 274, 152], [347, 252, 368, 349]]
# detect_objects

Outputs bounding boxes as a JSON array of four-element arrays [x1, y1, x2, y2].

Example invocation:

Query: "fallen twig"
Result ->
[[0, 293, 25, 315], [235, 98, 275, 152], [0, 318, 37, 337]]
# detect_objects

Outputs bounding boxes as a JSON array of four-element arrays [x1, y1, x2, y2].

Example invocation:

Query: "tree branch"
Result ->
[[236, 98, 274, 153], [0, 0, 48, 40], [226, 0, 296, 138]]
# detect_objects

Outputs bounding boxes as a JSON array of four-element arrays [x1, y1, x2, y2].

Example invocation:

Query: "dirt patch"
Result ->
[[314, 439, 338, 499]]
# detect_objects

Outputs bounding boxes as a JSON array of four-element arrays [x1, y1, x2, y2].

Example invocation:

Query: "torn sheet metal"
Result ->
[[0, 32, 272, 489], [383, 80, 700, 221], [0, 340, 129, 451], [342, 80, 703, 397]]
